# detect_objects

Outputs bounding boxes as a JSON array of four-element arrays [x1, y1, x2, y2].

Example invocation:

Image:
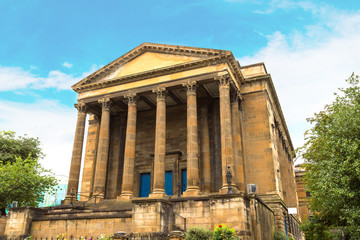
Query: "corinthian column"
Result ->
[[65, 101, 86, 202], [93, 97, 111, 199], [217, 75, 238, 193], [119, 93, 137, 200], [199, 98, 211, 193], [183, 81, 200, 196], [149, 87, 167, 198], [231, 91, 246, 192]]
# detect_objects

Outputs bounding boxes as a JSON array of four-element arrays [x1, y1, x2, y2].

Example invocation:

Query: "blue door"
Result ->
[[181, 169, 187, 193], [165, 171, 173, 196], [139, 173, 150, 197]]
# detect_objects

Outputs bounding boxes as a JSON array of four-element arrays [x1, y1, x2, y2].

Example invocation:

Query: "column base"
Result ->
[[149, 190, 166, 198], [117, 192, 133, 201], [183, 187, 200, 197], [219, 184, 239, 194], [62, 195, 78, 205], [89, 192, 104, 203]]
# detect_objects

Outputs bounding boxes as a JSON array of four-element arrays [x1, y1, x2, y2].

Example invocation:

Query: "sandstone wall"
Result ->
[[30, 218, 131, 239], [0, 217, 7, 236]]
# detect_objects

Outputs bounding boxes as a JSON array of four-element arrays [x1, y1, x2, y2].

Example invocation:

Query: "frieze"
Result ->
[[74, 56, 228, 93]]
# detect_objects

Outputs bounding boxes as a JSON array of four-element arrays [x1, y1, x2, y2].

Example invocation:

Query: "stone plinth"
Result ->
[[131, 198, 172, 233], [168, 230, 186, 240], [4, 207, 46, 238]]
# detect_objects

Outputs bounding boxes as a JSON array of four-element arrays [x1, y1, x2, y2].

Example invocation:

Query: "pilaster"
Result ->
[[231, 91, 246, 192], [199, 98, 211, 193], [217, 75, 238, 193]]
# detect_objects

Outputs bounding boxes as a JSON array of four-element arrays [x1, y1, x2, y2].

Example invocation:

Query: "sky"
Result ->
[[1, 0, 360, 180]]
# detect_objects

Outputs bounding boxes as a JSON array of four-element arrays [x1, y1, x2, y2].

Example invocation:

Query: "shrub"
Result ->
[[212, 224, 240, 240], [185, 226, 212, 240], [273, 231, 287, 240]]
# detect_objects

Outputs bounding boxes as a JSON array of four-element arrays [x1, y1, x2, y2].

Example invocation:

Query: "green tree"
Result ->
[[298, 73, 360, 239], [0, 131, 43, 164], [0, 131, 57, 215]]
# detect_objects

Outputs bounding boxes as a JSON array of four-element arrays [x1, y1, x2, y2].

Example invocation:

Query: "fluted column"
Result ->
[[217, 75, 238, 193], [65, 101, 87, 201], [183, 81, 200, 196], [231, 91, 246, 192], [119, 93, 137, 200], [93, 97, 111, 199], [150, 87, 167, 198], [200, 98, 211, 193]]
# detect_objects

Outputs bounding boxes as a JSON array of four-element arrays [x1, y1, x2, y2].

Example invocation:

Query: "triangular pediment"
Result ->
[[72, 43, 232, 91], [104, 52, 202, 80]]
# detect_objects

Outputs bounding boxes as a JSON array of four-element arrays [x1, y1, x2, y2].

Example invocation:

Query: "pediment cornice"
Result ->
[[72, 43, 244, 92]]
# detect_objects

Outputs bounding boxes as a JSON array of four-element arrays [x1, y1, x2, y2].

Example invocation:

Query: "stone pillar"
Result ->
[[119, 94, 137, 200], [106, 113, 125, 199], [92, 97, 111, 199], [65, 101, 86, 202], [183, 81, 200, 196], [80, 115, 100, 201], [150, 87, 167, 198], [231, 91, 246, 192], [217, 75, 238, 193], [200, 98, 211, 193]]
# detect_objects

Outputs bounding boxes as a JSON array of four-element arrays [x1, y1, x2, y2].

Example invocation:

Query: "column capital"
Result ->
[[231, 91, 243, 102], [75, 101, 86, 113], [216, 74, 231, 89], [125, 93, 137, 106], [182, 81, 197, 95], [152, 86, 167, 102], [98, 97, 111, 111]]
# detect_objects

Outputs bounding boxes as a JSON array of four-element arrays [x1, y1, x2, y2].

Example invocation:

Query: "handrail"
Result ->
[[71, 191, 105, 210], [160, 211, 186, 236]]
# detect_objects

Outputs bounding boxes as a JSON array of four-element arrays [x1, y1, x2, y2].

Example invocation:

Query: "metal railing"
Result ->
[[160, 212, 186, 236], [70, 191, 105, 210]]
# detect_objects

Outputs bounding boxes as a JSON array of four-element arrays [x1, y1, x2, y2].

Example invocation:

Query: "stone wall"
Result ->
[[4, 208, 46, 238], [0, 217, 7, 236], [241, 87, 277, 195], [30, 218, 131, 238]]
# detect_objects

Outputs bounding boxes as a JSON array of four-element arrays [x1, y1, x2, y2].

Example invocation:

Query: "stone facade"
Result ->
[[3, 43, 302, 239]]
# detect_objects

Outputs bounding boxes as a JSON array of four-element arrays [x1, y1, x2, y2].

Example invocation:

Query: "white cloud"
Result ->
[[238, 8, 360, 156], [0, 99, 88, 178], [63, 62, 73, 68], [0, 64, 99, 91]]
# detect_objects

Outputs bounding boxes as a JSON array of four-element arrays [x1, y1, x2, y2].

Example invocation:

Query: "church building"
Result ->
[[4, 43, 302, 240]]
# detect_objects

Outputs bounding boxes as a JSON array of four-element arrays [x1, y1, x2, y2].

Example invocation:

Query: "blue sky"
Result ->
[[1, 0, 360, 177]]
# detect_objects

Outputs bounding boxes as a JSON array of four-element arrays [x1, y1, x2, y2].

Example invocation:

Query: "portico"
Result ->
[[65, 43, 247, 202]]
